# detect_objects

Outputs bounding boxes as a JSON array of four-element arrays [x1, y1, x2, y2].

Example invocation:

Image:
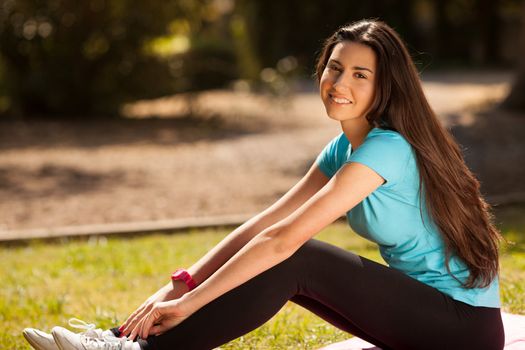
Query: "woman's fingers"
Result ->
[[120, 300, 148, 329], [120, 302, 153, 336], [123, 310, 149, 336], [144, 304, 190, 339], [128, 315, 147, 341], [128, 322, 139, 341], [125, 303, 159, 340], [128, 301, 188, 340], [139, 305, 164, 339], [148, 324, 164, 337]]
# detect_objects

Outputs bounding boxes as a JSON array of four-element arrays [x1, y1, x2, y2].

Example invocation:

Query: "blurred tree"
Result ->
[[231, 0, 260, 82], [241, 0, 519, 77], [476, 0, 502, 64], [0, 0, 522, 117], [0, 0, 186, 117], [0, 0, 238, 117], [163, 0, 239, 93], [431, 0, 503, 65], [502, 1, 525, 112], [240, 0, 418, 78]]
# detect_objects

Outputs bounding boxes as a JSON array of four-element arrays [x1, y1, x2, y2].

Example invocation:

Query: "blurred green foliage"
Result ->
[[0, 0, 239, 117], [0, 0, 181, 116], [0, 0, 523, 118]]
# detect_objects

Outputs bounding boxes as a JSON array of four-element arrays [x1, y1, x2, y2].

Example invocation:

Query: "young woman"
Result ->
[[24, 19, 505, 350]]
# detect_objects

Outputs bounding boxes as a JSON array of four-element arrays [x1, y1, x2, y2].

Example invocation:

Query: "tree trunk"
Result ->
[[501, 2, 525, 112], [477, 0, 501, 64]]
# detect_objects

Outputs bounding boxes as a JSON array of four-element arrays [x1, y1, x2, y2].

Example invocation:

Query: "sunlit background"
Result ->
[[0, 0, 524, 233]]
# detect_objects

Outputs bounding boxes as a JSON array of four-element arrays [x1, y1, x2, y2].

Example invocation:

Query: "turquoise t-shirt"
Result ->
[[316, 127, 500, 308]]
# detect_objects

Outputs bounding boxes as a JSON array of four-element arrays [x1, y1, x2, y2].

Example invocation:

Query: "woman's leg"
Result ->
[[289, 294, 391, 348], [142, 239, 504, 350]]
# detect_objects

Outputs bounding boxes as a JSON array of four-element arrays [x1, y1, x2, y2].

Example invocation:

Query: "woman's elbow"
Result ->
[[261, 227, 301, 256]]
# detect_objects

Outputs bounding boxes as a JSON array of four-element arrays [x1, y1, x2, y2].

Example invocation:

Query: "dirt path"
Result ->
[[0, 70, 515, 231]]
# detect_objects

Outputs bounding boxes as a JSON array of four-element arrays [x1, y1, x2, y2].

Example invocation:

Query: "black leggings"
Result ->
[[135, 239, 504, 350]]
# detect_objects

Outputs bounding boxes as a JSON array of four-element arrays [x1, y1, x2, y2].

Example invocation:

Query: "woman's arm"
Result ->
[[119, 162, 329, 334], [186, 163, 330, 288], [133, 162, 385, 339]]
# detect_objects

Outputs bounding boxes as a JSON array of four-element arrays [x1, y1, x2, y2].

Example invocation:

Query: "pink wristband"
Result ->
[[171, 268, 197, 291]]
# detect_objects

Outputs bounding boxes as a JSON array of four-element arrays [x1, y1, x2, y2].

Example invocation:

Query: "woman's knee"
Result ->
[[291, 239, 348, 264], [261, 239, 342, 285], [284, 239, 322, 267], [292, 239, 325, 258], [256, 240, 322, 283]]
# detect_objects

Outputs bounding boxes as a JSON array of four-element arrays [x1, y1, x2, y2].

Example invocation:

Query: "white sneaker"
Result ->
[[23, 319, 116, 350], [22, 328, 59, 350], [52, 327, 139, 350]]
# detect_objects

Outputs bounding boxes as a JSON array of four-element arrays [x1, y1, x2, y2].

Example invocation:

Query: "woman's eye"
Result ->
[[355, 72, 366, 79], [329, 65, 342, 72]]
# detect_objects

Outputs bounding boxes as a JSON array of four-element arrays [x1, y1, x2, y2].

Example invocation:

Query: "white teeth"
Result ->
[[330, 95, 351, 104]]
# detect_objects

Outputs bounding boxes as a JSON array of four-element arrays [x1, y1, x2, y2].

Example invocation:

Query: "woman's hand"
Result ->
[[119, 281, 188, 337], [129, 299, 190, 340]]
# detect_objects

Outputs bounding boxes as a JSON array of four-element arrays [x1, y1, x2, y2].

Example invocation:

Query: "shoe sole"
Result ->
[[22, 330, 50, 350]]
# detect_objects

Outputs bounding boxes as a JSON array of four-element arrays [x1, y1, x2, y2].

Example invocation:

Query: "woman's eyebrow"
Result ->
[[354, 66, 374, 74], [327, 59, 343, 67], [329, 59, 374, 73]]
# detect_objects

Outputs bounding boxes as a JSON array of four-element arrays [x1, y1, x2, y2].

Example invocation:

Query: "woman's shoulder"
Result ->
[[349, 128, 414, 186], [323, 131, 350, 156], [367, 127, 408, 142], [361, 128, 412, 154]]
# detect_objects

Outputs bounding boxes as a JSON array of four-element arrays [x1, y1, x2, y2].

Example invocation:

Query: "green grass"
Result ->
[[1, 207, 524, 349]]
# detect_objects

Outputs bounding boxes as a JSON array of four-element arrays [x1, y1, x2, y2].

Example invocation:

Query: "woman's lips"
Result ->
[[329, 93, 352, 104]]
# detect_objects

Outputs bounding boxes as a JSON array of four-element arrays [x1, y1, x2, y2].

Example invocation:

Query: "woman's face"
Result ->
[[319, 41, 377, 124]]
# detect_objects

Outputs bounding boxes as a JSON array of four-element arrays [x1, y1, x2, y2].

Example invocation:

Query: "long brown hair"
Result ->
[[315, 19, 502, 288]]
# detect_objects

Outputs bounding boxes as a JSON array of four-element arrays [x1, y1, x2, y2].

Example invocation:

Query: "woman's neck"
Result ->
[[341, 120, 373, 151]]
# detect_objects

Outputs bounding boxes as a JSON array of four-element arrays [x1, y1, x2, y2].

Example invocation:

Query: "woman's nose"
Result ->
[[332, 72, 352, 92]]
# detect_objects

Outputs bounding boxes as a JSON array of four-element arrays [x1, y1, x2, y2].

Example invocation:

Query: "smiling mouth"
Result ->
[[329, 93, 352, 105]]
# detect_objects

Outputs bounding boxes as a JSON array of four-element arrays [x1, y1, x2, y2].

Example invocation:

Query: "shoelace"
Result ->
[[80, 334, 127, 350], [68, 318, 97, 334]]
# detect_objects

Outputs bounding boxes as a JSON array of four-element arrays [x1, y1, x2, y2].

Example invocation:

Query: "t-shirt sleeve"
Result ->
[[315, 133, 344, 179], [346, 131, 412, 187]]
